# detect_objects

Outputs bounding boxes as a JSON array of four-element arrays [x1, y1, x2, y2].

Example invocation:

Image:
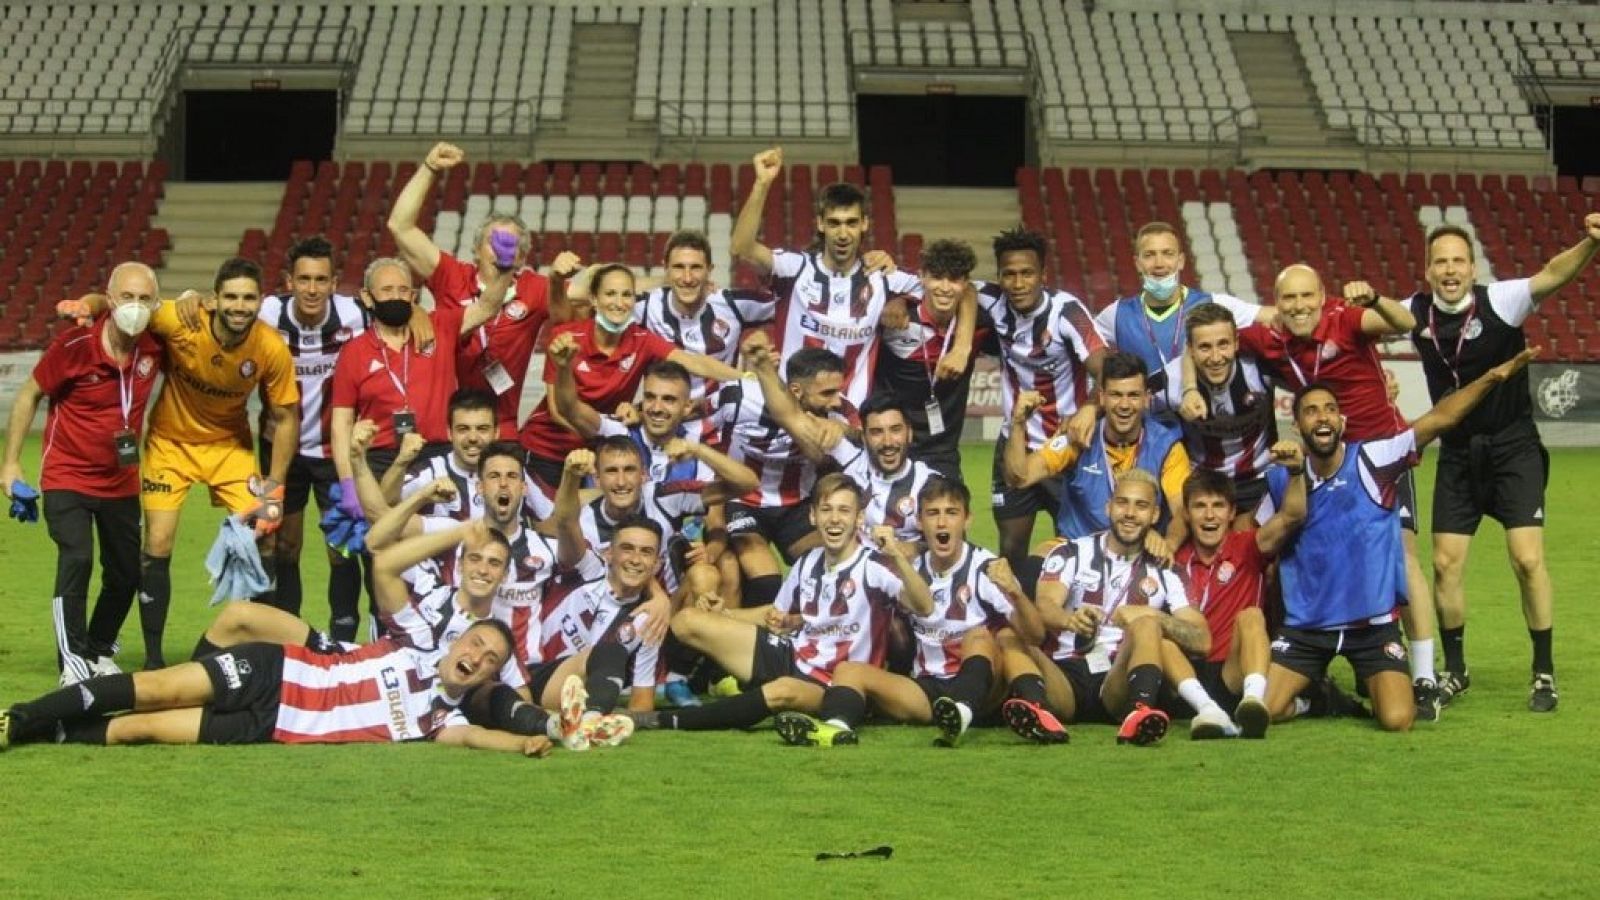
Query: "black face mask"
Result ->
[[371, 299, 413, 327]]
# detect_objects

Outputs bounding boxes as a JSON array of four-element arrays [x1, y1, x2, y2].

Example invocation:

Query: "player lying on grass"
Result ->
[[643, 473, 933, 731], [1261, 347, 1541, 732], [997, 469, 1240, 745], [772, 477, 1049, 747]]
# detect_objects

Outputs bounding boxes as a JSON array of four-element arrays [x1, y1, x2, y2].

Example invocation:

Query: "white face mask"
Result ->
[[112, 302, 152, 337], [1141, 272, 1180, 302]]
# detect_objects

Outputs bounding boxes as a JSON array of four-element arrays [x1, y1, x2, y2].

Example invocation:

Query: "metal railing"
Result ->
[[1511, 37, 1556, 162], [337, 96, 540, 158], [652, 100, 700, 161]]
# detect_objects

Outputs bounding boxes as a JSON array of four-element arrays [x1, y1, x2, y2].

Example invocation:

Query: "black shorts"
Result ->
[[748, 626, 818, 687], [990, 432, 1062, 522], [1270, 621, 1410, 683], [197, 642, 285, 745], [1234, 475, 1268, 516], [914, 674, 959, 709], [1432, 428, 1548, 535], [1197, 659, 1242, 712], [527, 659, 564, 702], [258, 443, 340, 516], [726, 501, 815, 562], [1051, 656, 1112, 724]]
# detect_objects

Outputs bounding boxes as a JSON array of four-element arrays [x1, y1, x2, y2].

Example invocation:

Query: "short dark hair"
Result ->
[[287, 235, 335, 270], [1184, 302, 1238, 343], [594, 434, 644, 464], [917, 476, 970, 513], [664, 230, 713, 266], [612, 514, 663, 548], [1425, 225, 1476, 263], [476, 441, 526, 476], [448, 388, 499, 424], [464, 617, 515, 651], [1181, 469, 1237, 510], [785, 347, 845, 384], [811, 472, 864, 510], [1099, 350, 1148, 387], [1292, 382, 1340, 417], [643, 360, 692, 389], [214, 257, 263, 293], [858, 392, 907, 427], [587, 263, 635, 298], [816, 182, 867, 217], [920, 239, 976, 280], [992, 226, 1048, 266]]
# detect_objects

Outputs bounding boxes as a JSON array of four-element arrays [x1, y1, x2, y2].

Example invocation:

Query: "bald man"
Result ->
[[3, 264, 167, 682], [1193, 264, 1444, 720]]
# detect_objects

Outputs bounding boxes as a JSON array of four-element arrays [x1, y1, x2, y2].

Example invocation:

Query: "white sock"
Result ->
[[1242, 673, 1267, 701], [1292, 696, 1311, 717], [1178, 678, 1221, 716], [1410, 638, 1436, 682], [545, 715, 563, 740]]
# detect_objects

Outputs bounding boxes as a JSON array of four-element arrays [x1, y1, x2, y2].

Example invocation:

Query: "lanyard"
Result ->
[[1138, 300, 1186, 370], [115, 348, 140, 430], [1280, 330, 1322, 387], [1427, 302, 1476, 390], [378, 338, 410, 404], [1185, 555, 1215, 613], [919, 305, 957, 391]]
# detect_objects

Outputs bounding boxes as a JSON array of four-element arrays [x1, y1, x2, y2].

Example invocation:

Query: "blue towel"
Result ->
[[319, 483, 369, 556], [9, 479, 39, 523], [205, 516, 272, 605]]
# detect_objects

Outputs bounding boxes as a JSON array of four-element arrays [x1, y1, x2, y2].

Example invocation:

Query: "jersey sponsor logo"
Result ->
[[295, 360, 336, 380], [380, 666, 412, 739], [173, 367, 245, 399], [804, 620, 864, 639], [1216, 561, 1236, 584], [505, 301, 528, 320], [136, 356, 157, 379], [215, 653, 244, 690], [141, 477, 172, 494], [798, 312, 876, 342], [240, 359, 257, 379], [1536, 369, 1581, 418], [1270, 637, 1291, 653], [300, 333, 321, 346]]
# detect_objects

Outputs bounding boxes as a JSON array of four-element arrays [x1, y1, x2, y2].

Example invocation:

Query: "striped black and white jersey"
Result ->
[[259, 293, 367, 458], [1158, 354, 1277, 485], [634, 287, 777, 403]]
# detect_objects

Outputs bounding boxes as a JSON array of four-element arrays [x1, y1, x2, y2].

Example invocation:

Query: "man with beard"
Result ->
[[387, 389, 500, 518], [776, 477, 1048, 748], [1005, 351, 1189, 548], [1401, 215, 1599, 711], [1261, 346, 1538, 732], [999, 470, 1228, 746]]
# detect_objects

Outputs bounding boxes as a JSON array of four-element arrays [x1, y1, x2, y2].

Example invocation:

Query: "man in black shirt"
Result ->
[[1403, 214, 1600, 712], [874, 239, 991, 481]]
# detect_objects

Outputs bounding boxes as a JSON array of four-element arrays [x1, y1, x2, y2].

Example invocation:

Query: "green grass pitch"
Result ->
[[1, 442, 1597, 898]]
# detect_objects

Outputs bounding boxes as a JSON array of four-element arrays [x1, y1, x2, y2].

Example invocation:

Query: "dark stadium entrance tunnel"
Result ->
[[856, 94, 1026, 187], [183, 89, 337, 181]]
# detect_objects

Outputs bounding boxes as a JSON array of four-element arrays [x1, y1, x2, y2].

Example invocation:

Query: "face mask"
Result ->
[[111, 302, 152, 337], [1141, 272, 1180, 302], [595, 311, 630, 335], [371, 298, 413, 327]]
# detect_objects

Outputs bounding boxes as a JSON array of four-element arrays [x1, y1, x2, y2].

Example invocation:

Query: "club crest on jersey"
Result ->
[[1216, 561, 1236, 584], [955, 584, 972, 605], [523, 555, 544, 570], [1139, 576, 1160, 596], [136, 356, 157, 379], [1042, 553, 1067, 575], [712, 318, 731, 338], [895, 496, 915, 517], [1462, 318, 1483, 340], [838, 578, 858, 599], [505, 301, 528, 321], [239, 359, 257, 378], [1383, 641, 1408, 661], [1319, 342, 1339, 361], [300, 333, 320, 346], [335, 327, 353, 343], [1241, 392, 1261, 409], [618, 622, 636, 644], [619, 354, 637, 373]]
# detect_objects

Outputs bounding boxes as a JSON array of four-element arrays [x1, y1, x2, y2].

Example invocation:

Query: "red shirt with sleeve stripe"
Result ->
[[31, 315, 164, 497], [329, 306, 465, 448], [273, 640, 469, 744], [1173, 530, 1270, 664], [426, 251, 554, 438], [1238, 301, 1406, 441], [518, 319, 677, 463]]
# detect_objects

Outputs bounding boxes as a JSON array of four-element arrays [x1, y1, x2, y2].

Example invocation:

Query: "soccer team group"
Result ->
[[3, 143, 1597, 757]]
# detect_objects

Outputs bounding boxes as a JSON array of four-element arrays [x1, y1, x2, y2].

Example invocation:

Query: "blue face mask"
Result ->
[[1142, 272, 1180, 302], [594, 312, 630, 335]]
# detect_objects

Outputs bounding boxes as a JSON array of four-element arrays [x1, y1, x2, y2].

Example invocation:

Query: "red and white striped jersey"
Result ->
[[974, 282, 1109, 449], [401, 456, 556, 524], [634, 286, 777, 403], [1037, 534, 1189, 673], [909, 543, 1015, 678], [772, 544, 904, 683], [258, 293, 367, 458], [382, 555, 528, 690], [768, 248, 922, 411], [555, 575, 663, 689], [273, 640, 470, 743], [834, 445, 938, 543], [710, 377, 854, 508], [1157, 355, 1277, 485], [497, 539, 607, 668]]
